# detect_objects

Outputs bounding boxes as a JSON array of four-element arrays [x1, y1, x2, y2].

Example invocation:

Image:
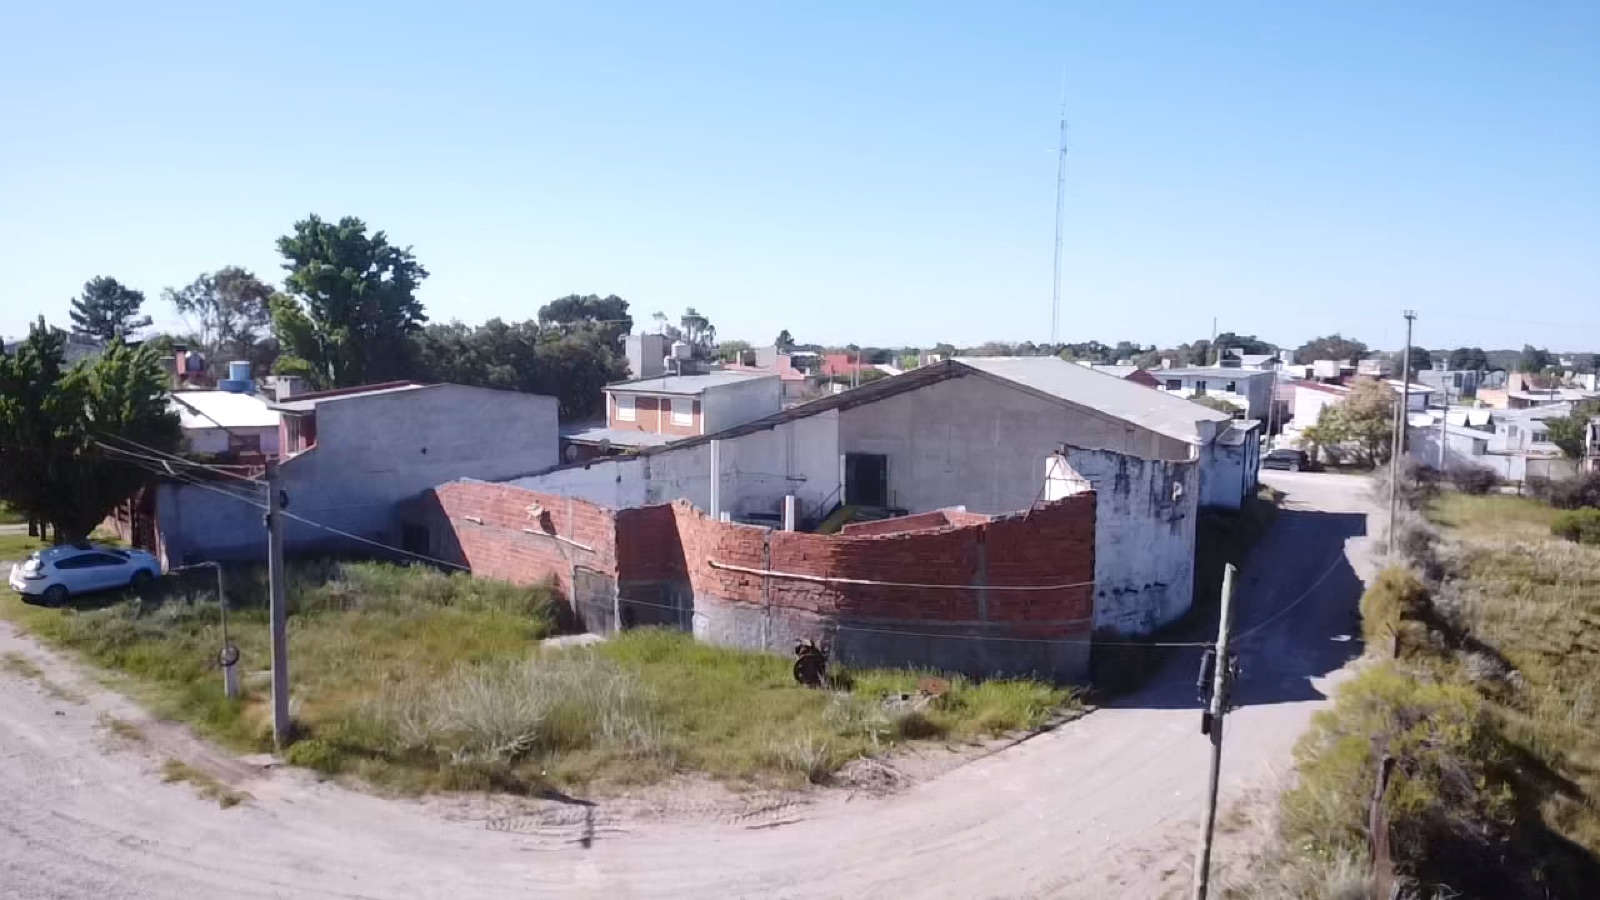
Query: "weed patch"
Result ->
[[161, 759, 246, 808]]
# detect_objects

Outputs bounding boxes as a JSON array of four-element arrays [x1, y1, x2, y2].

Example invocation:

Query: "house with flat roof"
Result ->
[[1152, 367, 1275, 420], [566, 371, 781, 455], [169, 389, 280, 459]]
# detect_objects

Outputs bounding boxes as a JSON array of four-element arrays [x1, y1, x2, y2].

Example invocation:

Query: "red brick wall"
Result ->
[[609, 395, 701, 437], [429, 481, 618, 599], [423, 483, 1095, 635]]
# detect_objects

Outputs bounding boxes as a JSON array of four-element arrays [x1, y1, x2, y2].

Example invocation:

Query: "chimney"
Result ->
[[275, 375, 306, 401]]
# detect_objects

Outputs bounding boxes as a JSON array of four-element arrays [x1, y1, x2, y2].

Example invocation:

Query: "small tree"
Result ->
[[1302, 378, 1395, 468], [775, 329, 795, 353], [1546, 401, 1600, 460]]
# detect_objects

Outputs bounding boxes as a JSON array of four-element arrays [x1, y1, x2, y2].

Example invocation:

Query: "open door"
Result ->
[[844, 453, 889, 507]]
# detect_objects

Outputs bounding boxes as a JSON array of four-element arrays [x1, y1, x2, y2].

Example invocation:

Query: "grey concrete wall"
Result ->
[[701, 375, 782, 433], [690, 595, 1089, 681], [1199, 439, 1256, 511], [834, 373, 1189, 515], [1059, 447, 1198, 634], [162, 384, 559, 563]]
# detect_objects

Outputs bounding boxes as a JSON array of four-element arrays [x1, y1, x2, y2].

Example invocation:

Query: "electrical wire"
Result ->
[[93, 433, 262, 483]]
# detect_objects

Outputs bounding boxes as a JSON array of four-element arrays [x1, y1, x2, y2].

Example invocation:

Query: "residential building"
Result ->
[[1217, 348, 1283, 371], [1287, 380, 1349, 427], [169, 389, 280, 459], [1384, 379, 1435, 412], [1152, 367, 1275, 420], [142, 381, 561, 566], [560, 371, 781, 456], [1088, 363, 1162, 387], [1415, 367, 1483, 399], [1409, 403, 1578, 483], [496, 357, 1252, 639]]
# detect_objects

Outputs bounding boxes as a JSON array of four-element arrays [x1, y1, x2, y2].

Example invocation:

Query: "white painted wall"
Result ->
[[700, 376, 781, 432], [1156, 372, 1273, 419], [181, 425, 281, 456], [1292, 386, 1344, 425], [1054, 447, 1200, 634]]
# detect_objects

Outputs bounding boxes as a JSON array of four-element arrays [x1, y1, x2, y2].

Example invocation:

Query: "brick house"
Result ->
[[563, 371, 781, 457]]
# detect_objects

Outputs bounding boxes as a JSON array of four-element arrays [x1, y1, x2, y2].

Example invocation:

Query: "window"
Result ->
[[1225, 381, 1237, 393], [1532, 430, 1550, 445], [670, 398, 694, 427], [614, 395, 636, 422], [1194, 380, 1208, 396], [1507, 425, 1519, 439], [1165, 379, 1182, 391]]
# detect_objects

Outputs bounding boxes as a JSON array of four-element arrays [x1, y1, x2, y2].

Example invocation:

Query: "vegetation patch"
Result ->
[[0, 531, 49, 561], [1551, 508, 1600, 546], [1, 650, 43, 680], [161, 758, 247, 809], [2, 561, 1077, 794], [1248, 492, 1600, 898]]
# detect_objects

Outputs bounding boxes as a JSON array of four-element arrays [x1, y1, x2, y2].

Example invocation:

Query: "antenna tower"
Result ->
[[1051, 84, 1068, 345]]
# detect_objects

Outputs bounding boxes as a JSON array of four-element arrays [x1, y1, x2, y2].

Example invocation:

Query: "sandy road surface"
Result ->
[[0, 472, 1374, 900]]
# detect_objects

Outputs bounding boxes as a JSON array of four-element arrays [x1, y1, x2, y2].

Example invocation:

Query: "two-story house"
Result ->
[[562, 372, 782, 458], [1154, 367, 1275, 420]]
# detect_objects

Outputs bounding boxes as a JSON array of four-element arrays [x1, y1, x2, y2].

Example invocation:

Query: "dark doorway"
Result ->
[[572, 566, 617, 634], [844, 453, 889, 506]]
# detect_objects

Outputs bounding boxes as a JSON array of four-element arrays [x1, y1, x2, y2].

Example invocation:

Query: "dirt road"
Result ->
[[0, 472, 1374, 899]]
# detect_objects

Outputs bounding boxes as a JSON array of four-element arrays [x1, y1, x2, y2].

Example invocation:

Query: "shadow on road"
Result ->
[[1106, 508, 1368, 711]]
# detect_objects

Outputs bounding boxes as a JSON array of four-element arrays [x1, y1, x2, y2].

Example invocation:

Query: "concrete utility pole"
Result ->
[[1438, 381, 1450, 470], [1386, 310, 1417, 556], [1191, 563, 1238, 900], [266, 459, 291, 747]]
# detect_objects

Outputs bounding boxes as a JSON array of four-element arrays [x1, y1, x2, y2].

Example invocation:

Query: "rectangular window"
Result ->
[[1165, 379, 1182, 391], [615, 395, 636, 422], [1194, 380, 1208, 395], [1225, 381, 1237, 393], [1507, 425, 1519, 439], [670, 398, 694, 427], [1532, 430, 1550, 445]]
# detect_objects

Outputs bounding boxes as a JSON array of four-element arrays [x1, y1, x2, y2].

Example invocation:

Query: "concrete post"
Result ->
[[782, 495, 797, 531], [708, 439, 722, 520]]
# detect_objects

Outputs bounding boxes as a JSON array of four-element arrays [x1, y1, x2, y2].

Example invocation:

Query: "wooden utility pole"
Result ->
[[1386, 310, 1417, 556], [1192, 563, 1238, 900], [266, 459, 290, 747]]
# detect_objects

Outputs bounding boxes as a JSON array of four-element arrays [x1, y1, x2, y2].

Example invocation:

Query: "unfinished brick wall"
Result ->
[[839, 508, 993, 537], [417, 480, 1098, 680]]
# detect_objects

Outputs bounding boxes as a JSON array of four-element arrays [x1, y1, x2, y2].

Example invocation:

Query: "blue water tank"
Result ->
[[228, 360, 252, 382]]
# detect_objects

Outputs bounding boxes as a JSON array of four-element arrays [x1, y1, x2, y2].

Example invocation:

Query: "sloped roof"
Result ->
[[169, 391, 280, 430], [271, 381, 427, 412], [957, 356, 1231, 445]]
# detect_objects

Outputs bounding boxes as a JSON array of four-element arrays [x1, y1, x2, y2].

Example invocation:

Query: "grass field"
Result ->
[[1, 560, 1078, 794], [1244, 491, 1600, 897], [0, 502, 23, 525], [0, 531, 49, 561]]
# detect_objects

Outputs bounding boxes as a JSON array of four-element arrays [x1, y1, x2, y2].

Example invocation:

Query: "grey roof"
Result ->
[[559, 424, 681, 448], [1157, 366, 1274, 379], [1089, 364, 1141, 379], [1217, 419, 1262, 446], [957, 357, 1231, 445], [605, 371, 774, 397]]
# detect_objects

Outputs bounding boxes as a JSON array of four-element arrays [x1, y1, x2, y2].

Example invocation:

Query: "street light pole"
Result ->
[[1386, 311, 1417, 556]]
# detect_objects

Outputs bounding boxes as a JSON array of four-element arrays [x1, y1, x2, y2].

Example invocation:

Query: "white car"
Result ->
[[9, 543, 162, 606]]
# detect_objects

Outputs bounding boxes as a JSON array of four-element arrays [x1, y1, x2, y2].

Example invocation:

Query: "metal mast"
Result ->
[[1051, 86, 1068, 345]]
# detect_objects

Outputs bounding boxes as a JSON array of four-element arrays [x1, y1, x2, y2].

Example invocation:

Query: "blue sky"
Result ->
[[2, 1, 1596, 352]]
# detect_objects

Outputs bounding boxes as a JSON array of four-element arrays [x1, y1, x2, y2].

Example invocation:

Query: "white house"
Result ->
[[169, 390, 281, 458], [1153, 367, 1275, 420]]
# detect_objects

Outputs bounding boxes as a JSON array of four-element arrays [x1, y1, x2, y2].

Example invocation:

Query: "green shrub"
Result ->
[[1358, 568, 1431, 653], [1283, 664, 1514, 893], [1550, 508, 1600, 545], [1447, 466, 1499, 496]]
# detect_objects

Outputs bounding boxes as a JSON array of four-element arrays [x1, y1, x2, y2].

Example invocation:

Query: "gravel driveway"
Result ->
[[0, 472, 1376, 899]]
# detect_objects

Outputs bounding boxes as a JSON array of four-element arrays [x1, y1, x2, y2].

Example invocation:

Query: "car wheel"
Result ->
[[42, 584, 69, 607], [1289, 463, 1300, 472], [129, 569, 154, 592]]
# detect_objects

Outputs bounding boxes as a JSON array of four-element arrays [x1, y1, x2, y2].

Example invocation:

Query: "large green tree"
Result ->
[[1301, 377, 1395, 467], [163, 266, 278, 372], [69, 277, 151, 342], [415, 318, 626, 421], [0, 320, 180, 541], [1294, 334, 1369, 365], [1446, 347, 1490, 371], [537, 294, 631, 345], [1517, 345, 1554, 373], [272, 215, 428, 387]]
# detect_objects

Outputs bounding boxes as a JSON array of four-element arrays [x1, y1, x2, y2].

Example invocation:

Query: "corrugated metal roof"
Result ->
[[169, 391, 280, 430], [957, 357, 1231, 445], [1089, 364, 1140, 379], [605, 371, 775, 396]]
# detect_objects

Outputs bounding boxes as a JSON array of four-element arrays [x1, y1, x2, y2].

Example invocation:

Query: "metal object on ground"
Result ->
[[792, 639, 828, 687]]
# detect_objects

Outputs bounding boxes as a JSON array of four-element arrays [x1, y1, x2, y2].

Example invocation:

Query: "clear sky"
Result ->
[[2, 1, 1596, 352]]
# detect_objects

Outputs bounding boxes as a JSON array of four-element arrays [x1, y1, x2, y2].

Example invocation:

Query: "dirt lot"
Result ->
[[0, 472, 1375, 899]]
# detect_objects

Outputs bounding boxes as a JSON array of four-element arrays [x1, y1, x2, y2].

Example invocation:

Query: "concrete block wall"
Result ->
[[419, 480, 1099, 681]]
